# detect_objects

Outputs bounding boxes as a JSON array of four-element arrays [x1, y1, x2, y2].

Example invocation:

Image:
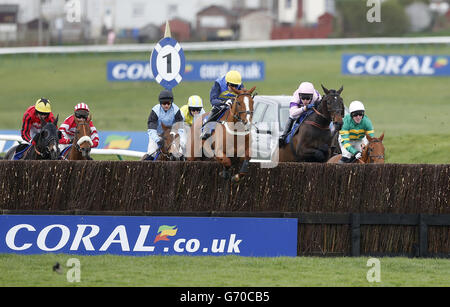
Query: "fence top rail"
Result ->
[[1, 36, 450, 55]]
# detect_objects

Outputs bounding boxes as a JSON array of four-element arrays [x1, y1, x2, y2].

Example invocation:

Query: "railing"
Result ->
[[0, 134, 145, 159], [1, 36, 450, 55]]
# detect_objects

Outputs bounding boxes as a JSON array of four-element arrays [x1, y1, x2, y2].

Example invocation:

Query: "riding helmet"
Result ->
[[159, 90, 174, 103], [225, 70, 242, 86], [35, 98, 52, 113]]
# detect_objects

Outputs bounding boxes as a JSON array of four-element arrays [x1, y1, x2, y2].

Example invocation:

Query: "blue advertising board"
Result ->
[[0, 215, 297, 257], [107, 60, 265, 82], [342, 54, 450, 76]]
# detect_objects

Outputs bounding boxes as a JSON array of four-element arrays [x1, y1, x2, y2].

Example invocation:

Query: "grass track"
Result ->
[[1, 254, 449, 287]]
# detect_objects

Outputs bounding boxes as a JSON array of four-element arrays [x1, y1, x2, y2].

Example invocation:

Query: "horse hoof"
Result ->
[[232, 174, 240, 183]]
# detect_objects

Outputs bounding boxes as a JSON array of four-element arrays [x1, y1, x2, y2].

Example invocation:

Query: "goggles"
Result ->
[[300, 94, 313, 100], [36, 111, 50, 117], [160, 100, 172, 106], [189, 107, 202, 113], [351, 111, 364, 117], [227, 82, 239, 88], [75, 110, 89, 119]]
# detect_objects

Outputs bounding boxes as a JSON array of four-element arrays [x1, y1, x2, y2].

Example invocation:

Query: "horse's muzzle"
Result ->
[[333, 122, 343, 131]]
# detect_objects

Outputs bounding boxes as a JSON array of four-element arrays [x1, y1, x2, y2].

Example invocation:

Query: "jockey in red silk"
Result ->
[[58, 103, 99, 148], [21, 98, 57, 145]]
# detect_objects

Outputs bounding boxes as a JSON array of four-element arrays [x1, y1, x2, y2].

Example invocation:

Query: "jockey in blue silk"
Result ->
[[200, 70, 245, 139], [144, 89, 184, 160]]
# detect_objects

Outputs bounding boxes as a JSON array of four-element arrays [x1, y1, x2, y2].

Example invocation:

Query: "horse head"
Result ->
[[363, 132, 385, 163], [74, 115, 93, 160], [321, 84, 345, 130], [160, 123, 184, 161], [229, 86, 256, 130], [39, 120, 60, 160]]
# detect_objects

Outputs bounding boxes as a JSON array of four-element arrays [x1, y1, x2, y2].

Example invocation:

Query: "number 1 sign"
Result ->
[[150, 37, 185, 90]]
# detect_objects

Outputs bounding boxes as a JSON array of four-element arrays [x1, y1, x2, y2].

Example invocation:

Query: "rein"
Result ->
[[220, 93, 253, 136]]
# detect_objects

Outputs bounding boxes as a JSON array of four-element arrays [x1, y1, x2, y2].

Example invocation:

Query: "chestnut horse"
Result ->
[[141, 123, 184, 161], [61, 116, 93, 160], [327, 133, 385, 164], [276, 85, 344, 162], [187, 86, 256, 183]]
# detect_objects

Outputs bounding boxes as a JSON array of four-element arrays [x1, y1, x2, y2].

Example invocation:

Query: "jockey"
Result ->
[[338, 100, 375, 163], [21, 98, 57, 145], [180, 95, 205, 126], [144, 89, 184, 160], [200, 70, 245, 139], [58, 103, 99, 151], [279, 82, 322, 147]]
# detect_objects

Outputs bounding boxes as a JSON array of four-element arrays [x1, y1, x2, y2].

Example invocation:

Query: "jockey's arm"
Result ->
[[209, 82, 223, 107], [21, 114, 32, 142], [147, 110, 161, 143]]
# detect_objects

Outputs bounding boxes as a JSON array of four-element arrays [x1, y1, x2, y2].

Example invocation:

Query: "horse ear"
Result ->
[[248, 86, 256, 94], [54, 114, 59, 126], [367, 134, 373, 142], [321, 84, 329, 95], [161, 123, 168, 131], [379, 132, 384, 141], [337, 86, 344, 94]]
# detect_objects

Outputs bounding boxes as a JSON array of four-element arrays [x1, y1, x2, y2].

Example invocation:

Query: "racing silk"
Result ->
[[180, 104, 205, 126], [289, 89, 322, 119], [209, 76, 244, 107], [58, 115, 99, 147], [21, 106, 56, 143], [147, 103, 184, 143], [339, 114, 375, 155]]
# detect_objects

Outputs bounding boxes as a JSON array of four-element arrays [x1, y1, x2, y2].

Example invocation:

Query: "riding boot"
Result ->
[[279, 117, 295, 147], [339, 156, 352, 164], [200, 105, 223, 140]]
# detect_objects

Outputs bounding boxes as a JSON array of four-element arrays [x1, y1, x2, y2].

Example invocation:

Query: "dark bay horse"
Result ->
[[5, 117, 60, 160], [61, 116, 93, 160], [141, 123, 184, 161], [187, 86, 256, 183], [327, 133, 385, 164], [277, 85, 344, 162]]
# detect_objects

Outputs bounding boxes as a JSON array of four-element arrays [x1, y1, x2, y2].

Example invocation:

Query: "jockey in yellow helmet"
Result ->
[[180, 95, 205, 126], [200, 70, 245, 139]]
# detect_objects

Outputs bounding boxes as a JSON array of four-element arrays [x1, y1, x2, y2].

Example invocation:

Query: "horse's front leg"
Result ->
[[217, 156, 232, 179], [232, 159, 250, 183]]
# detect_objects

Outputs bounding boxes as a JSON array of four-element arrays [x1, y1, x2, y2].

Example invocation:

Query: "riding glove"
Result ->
[[354, 152, 362, 160]]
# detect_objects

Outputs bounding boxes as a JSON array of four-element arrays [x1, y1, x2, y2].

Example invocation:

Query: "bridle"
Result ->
[[35, 127, 59, 159], [221, 92, 254, 136], [72, 119, 93, 160], [305, 94, 343, 130], [160, 131, 184, 161], [365, 139, 385, 163]]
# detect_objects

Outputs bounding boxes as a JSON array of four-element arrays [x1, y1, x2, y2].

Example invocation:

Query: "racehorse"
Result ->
[[5, 117, 60, 160], [61, 116, 93, 160], [277, 85, 344, 162], [141, 123, 184, 161], [187, 86, 256, 183], [327, 132, 385, 164]]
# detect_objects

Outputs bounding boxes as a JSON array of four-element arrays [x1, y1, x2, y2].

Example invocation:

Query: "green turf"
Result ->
[[1, 44, 449, 163], [1, 254, 449, 287]]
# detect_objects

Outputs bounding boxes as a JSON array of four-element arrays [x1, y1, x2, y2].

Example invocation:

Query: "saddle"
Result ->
[[13, 144, 31, 160], [285, 109, 315, 145]]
